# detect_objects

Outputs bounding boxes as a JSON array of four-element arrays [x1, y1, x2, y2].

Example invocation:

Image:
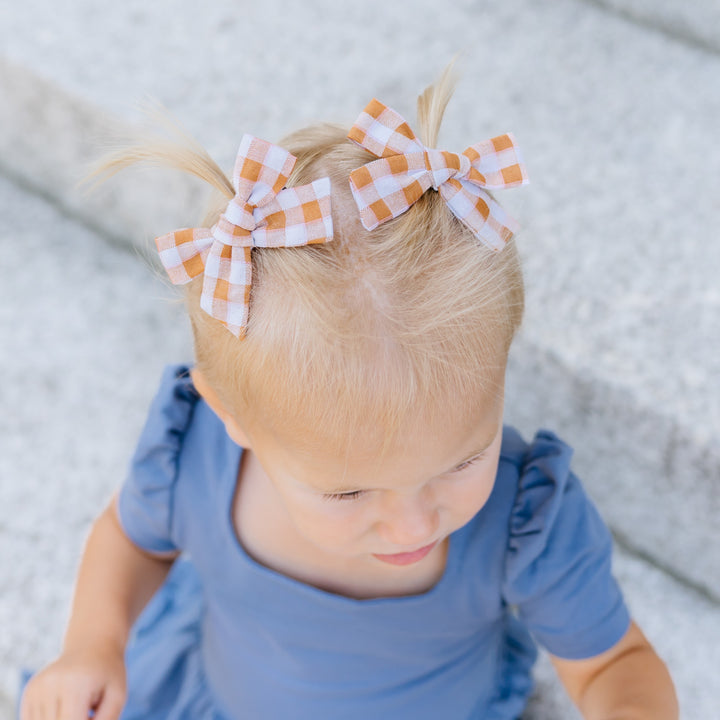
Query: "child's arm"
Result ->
[[551, 621, 678, 719], [20, 495, 177, 720]]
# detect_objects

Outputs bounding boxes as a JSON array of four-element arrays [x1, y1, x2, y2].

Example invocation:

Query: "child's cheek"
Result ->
[[445, 469, 498, 525], [290, 498, 372, 550]]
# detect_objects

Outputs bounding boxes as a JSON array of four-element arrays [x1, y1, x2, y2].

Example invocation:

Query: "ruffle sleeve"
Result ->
[[117, 365, 199, 555], [502, 430, 630, 660]]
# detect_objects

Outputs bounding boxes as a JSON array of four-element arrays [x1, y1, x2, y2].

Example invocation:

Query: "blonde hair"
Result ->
[[99, 69, 524, 454]]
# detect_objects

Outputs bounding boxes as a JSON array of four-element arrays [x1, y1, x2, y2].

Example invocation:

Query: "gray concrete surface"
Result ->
[[584, 0, 720, 53], [1, 0, 718, 598], [1, 175, 718, 719], [1, 0, 719, 718]]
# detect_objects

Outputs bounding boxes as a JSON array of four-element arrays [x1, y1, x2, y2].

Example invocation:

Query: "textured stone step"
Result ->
[[585, 0, 720, 53]]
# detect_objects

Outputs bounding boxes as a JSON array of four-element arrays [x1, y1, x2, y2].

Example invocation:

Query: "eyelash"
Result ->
[[322, 454, 485, 502], [452, 455, 483, 472], [324, 490, 365, 502]]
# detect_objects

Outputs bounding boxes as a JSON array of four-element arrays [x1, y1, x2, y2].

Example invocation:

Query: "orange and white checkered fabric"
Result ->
[[347, 99, 528, 251], [155, 134, 333, 337]]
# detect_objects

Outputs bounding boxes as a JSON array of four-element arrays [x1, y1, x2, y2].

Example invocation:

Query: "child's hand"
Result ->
[[20, 645, 126, 720]]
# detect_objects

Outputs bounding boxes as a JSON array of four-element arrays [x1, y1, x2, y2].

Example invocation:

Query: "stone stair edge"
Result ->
[[580, 0, 720, 55], [507, 336, 720, 601]]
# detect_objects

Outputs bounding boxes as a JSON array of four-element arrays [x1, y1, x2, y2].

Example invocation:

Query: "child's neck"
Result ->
[[231, 449, 449, 600]]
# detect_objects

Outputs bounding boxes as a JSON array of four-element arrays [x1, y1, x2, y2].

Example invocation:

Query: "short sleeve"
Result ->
[[502, 430, 631, 659], [117, 365, 199, 554]]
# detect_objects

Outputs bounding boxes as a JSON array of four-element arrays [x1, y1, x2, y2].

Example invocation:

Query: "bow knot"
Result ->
[[423, 149, 469, 189], [155, 135, 333, 337], [217, 199, 259, 238], [348, 100, 528, 251]]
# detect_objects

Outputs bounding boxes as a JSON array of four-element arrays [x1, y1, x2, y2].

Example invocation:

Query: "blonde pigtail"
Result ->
[[416, 59, 458, 148], [83, 103, 234, 200]]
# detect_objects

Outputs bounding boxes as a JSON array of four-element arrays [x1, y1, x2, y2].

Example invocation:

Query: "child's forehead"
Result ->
[[242, 361, 507, 456], [255, 389, 504, 482], [268, 418, 501, 497]]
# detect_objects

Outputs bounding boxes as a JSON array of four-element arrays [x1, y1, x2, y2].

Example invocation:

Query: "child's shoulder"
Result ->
[[459, 425, 581, 566], [471, 425, 592, 573], [499, 425, 528, 467], [496, 425, 582, 544], [138, 364, 200, 432], [453, 424, 629, 661], [117, 364, 231, 553], [499, 425, 575, 480], [134, 363, 235, 477], [494, 427, 629, 660], [129, 364, 199, 467]]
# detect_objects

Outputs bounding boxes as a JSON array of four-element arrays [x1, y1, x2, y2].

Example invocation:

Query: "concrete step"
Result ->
[[1, 175, 718, 719], [0, 0, 717, 597], [583, 0, 720, 54]]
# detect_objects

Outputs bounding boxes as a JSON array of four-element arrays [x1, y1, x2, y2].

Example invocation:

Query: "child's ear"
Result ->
[[190, 369, 252, 448]]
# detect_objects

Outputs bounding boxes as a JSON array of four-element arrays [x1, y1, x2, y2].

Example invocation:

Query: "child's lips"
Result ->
[[372, 540, 438, 566]]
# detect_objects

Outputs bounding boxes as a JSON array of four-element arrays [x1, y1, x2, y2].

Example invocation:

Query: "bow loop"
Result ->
[[155, 135, 333, 337], [347, 99, 425, 158], [463, 135, 528, 190], [347, 100, 528, 251], [233, 134, 296, 204]]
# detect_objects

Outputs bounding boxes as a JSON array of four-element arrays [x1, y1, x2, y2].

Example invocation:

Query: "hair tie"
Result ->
[[155, 134, 333, 337], [347, 99, 528, 251]]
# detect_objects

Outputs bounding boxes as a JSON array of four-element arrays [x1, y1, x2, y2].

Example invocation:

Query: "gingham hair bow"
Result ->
[[155, 135, 333, 337], [347, 100, 528, 251]]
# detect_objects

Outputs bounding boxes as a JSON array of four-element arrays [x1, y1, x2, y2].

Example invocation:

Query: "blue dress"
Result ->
[[117, 365, 630, 720]]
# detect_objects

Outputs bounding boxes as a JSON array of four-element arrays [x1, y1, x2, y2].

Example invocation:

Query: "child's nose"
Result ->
[[377, 489, 439, 547]]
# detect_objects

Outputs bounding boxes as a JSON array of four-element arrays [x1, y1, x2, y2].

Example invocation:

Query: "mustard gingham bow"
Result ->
[[347, 100, 528, 251], [155, 135, 333, 337]]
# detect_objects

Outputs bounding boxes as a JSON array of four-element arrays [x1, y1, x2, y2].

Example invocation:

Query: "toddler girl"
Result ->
[[21, 69, 677, 719]]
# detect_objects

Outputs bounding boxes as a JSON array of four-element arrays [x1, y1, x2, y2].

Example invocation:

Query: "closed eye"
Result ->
[[322, 452, 486, 500], [323, 490, 365, 502], [451, 454, 485, 473]]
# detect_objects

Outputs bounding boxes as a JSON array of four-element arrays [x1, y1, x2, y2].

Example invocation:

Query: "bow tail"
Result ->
[[200, 241, 253, 337], [440, 180, 519, 252]]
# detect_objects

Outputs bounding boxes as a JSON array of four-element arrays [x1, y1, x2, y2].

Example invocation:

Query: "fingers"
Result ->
[[20, 673, 125, 720], [91, 684, 126, 720], [19, 679, 62, 720], [55, 680, 125, 720], [22, 684, 87, 720], [57, 691, 92, 720], [18, 674, 51, 720]]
